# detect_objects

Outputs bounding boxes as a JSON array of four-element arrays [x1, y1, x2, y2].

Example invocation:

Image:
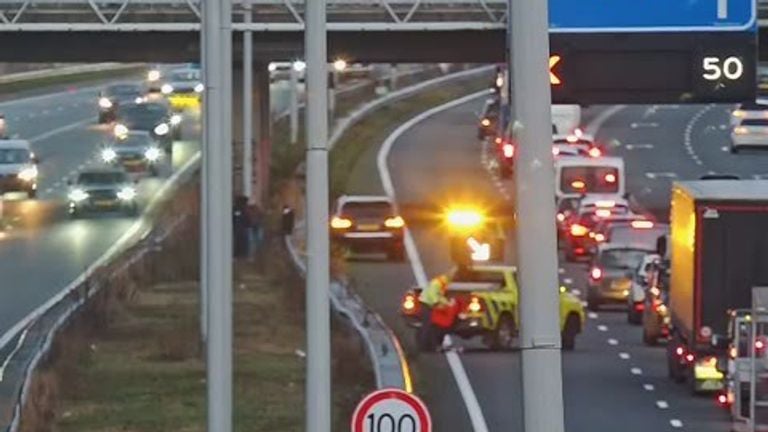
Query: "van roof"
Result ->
[[675, 180, 768, 201], [555, 156, 624, 168]]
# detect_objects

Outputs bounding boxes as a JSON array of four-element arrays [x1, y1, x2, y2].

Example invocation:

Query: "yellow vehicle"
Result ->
[[400, 264, 585, 351], [161, 68, 203, 111]]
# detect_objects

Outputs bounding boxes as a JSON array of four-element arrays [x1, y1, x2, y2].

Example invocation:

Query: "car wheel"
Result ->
[[730, 145, 740, 154], [490, 314, 516, 350], [642, 325, 658, 346], [561, 314, 580, 351]]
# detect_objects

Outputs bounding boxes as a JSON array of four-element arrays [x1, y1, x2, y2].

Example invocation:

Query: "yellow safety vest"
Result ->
[[419, 277, 448, 307]]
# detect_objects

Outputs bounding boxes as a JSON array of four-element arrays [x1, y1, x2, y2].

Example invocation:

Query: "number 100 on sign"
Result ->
[[351, 389, 432, 432]]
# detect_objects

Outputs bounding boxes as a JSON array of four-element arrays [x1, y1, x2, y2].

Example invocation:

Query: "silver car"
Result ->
[[67, 169, 138, 218], [731, 117, 768, 153]]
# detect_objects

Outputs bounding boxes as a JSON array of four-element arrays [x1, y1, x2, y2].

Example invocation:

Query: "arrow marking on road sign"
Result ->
[[549, 55, 562, 85], [467, 237, 491, 262]]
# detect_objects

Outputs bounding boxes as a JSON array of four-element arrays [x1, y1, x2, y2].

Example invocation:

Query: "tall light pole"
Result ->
[[203, 0, 233, 430], [242, 4, 254, 202], [509, 0, 567, 430], [305, 1, 331, 432]]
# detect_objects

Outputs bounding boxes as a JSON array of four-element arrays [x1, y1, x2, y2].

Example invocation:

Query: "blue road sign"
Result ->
[[549, 0, 756, 32]]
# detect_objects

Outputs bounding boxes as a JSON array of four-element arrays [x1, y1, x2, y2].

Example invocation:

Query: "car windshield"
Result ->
[[106, 84, 142, 97], [77, 172, 126, 185], [560, 166, 620, 194], [115, 135, 152, 148], [340, 201, 393, 219], [599, 249, 649, 270], [553, 138, 593, 146], [0, 148, 30, 164], [117, 104, 167, 129], [609, 226, 669, 250], [171, 70, 200, 81]]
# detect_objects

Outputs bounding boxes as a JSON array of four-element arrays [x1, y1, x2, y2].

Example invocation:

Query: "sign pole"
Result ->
[[203, 0, 233, 429], [242, 3, 254, 202], [509, 0, 566, 430], [305, 0, 331, 432]]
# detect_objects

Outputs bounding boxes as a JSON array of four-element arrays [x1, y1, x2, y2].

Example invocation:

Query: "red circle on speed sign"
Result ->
[[351, 388, 431, 432]]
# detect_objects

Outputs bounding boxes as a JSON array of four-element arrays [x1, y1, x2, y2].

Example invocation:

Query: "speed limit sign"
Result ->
[[351, 388, 432, 432]]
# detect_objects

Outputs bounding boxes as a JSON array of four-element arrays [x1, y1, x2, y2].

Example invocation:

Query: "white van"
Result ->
[[554, 156, 625, 200], [552, 104, 581, 135]]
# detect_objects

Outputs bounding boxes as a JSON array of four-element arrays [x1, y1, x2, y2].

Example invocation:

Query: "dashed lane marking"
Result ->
[[656, 400, 669, 409], [645, 172, 678, 180], [643, 384, 655, 391], [563, 278, 573, 285], [587, 312, 598, 320], [619, 352, 630, 360], [631, 367, 643, 375], [597, 325, 608, 332], [625, 143, 654, 150], [670, 419, 683, 428], [607, 339, 619, 346]]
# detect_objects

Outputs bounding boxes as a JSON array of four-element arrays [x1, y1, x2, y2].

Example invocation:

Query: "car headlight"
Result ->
[[114, 123, 129, 137], [98, 97, 113, 109], [170, 114, 182, 126], [147, 70, 161, 82], [161, 84, 174, 95], [17, 166, 38, 182], [154, 123, 170, 136], [194, 83, 204, 93], [268, 63, 278, 72], [117, 186, 136, 201], [69, 188, 89, 202], [293, 61, 306, 72], [101, 148, 118, 163], [144, 147, 162, 162], [134, 96, 146, 104]]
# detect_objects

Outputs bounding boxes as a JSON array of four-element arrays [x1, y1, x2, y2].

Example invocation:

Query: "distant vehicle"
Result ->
[[330, 195, 405, 261], [551, 104, 581, 135], [99, 131, 164, 177], [0, 139, 38, 198], [587, 244, 654, 311], [67, 169, 138, 218], [561, 196, 632, 261], [730, 117, 768, 153], [0, 114, 7, 138], [477, 98, 500, 139], [98, 83, 145, 124], [399, 265, 584, 351], [113, 102, 180, 151], [552, 133, 603, 158], [641, 258, 671, 345], [627, 253, 661, 325], [269, 61, 305, 82], [161, 68, 203, 111], [145, 65, 163, 93], [730, 101, 768, 127], [585, 215, 652, 253], [666, 180, 768, 394], [605, 221, 670, 253], [554, 156, 625, 200]]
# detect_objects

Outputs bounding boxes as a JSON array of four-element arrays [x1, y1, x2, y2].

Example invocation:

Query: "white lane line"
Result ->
[[630, 122, 659, 129], [645, 172, 677, 180], [670, 419, 683, 428], [618, 352, 630, 360], [683, 105, 715, 169], [722, 146, 731, 152], [597, 325, 608, 332], [656, 400, 669, 409], [587, 312, 598, 320], [28, 118, 91, 143], [571, 289, 581, 296], [585, 105, 626, 135], [558, 268, 565, 274], [643, 384, 655, 391], [625, 143, 654, 150], [631, 367, 643, 375], [377, 90, 490, 432], [563, 278, 573, 285], [42, 110, 49, 115], [607, 338, 619, 346]]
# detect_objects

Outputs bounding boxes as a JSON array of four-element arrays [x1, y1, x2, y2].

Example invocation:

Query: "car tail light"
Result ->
[[495, 136, 503, 145], [756, 337, 766, 355], [634, 302, 645, 312], [570, 180, 586, 190], [729, 346, 738, 359], [384, 216, 405, 228], [481, 118, 491, 127], [716, 392, 731, 408], [604, 173, 617, 183], [570, 224, 588, 237], [631, 220, 654, 229], [675, 346, 685, 356], [590, 267, 603, 281], [330, 216, 353, 229], [733, 109, 746, 118], [401, 293, 419, 314], [556, 212, 565, 222], [594, 233, 606, 242], [467, 296, 484, 313], [502, 143, 515, 158], [588, 147, 602, 158], [552, 147, 560, 156], [685, 353, 695, 363]]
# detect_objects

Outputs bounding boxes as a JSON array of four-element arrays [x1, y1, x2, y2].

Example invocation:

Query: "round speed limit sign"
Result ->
[[351, 388, 432, 432]]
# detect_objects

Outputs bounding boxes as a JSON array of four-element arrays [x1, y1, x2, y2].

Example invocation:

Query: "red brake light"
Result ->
[[570, 224, 588, 237], [590, 267, 603, 280], [588, 147, 602, 158], [502, 143, 515, 158], [685, 353, 695, 363], [495, 137, 503, 145], [552, 147, 560, 156], [716, 392, 729, 407], [675, 346, 685, 356], [401, 293, 419, 314], [556, 212, 565, 222], [634, 302, 645, 312]]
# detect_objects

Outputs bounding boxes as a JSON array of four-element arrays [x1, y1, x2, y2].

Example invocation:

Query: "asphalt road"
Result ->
[[0, 76, 294, 338], [345, 99, 768, 431]]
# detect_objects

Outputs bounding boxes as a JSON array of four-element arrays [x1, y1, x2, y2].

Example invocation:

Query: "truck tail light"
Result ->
[[502, 143, 515, 159], [401, 293, 419, 315], [570, 224, 588, 237], [467, 296, 484, 313], [588, 147, 602, 158], [384, 216, 405, 228], [590, 267, 603, 281], [331, 216, 353, 229]]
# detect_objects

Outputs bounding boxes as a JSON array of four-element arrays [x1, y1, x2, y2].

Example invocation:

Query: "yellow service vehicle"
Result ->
[[400, 264, 585, 351]]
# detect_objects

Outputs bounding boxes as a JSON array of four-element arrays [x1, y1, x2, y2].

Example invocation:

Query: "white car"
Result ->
[[731, 117, 768, 153], [0, 139, 38, 198], [729, 101, 768, 127], [269, 61, 306, 82], [627, 253, 661, 325]]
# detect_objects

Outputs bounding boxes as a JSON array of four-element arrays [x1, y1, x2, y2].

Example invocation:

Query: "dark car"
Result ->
[[113, 102, 179, 150], [587, 245, 653, 311], [330, 195, 405, 261], [561, 198, 631, 261], [100, 131, 164, 176], [98, 83, 145, 124], [67, 169, 138, 218], [477, 98, 500, 140]]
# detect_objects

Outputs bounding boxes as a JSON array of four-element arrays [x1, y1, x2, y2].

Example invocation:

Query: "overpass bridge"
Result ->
[[0, 0, 764, 63]]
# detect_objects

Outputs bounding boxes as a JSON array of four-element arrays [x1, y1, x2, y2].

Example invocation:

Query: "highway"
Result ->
[[344, 99, 768, 431], [0, 75, 295, 338]]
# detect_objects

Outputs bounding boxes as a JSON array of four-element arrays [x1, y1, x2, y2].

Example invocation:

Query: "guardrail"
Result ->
[[283, 65, 494, 392], [0, 63, 142, 85]]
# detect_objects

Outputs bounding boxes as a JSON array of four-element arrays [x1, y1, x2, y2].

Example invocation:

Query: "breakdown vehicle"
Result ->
[[99, 131, 164, 177], [666, 180, 768, 394], [443, 206, 506, 265], [399, 264, 585, 351], [0, 139, 38, 199], [161, 67, 203, 111], [113, 102, 181, 151], [67, 168, 138, 218], [97, 83, 145, 124], [330, 195, 405, 261], [587, 243, 655, 311]]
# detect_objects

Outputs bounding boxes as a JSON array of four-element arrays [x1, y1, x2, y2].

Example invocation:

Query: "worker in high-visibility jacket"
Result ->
[[418, 274, 453, 350]]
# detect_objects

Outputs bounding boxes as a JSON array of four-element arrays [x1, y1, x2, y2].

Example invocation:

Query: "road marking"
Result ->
[[563, 277, 573, 285], [29, 118, 91, 143], [625, 143, 654, 150], [722, 146, 731, 152], [645, 172, 677, 180], [643, 384, 655, 391], [378, 90, 490, 432], [558, 268, 565, 274], [597, 325, 608, 332], [630, 122, 659, 129], [42, 109, 49, 115], [656, 400, 669, 409], [631, 367, 643, 375], [571, 289, 581, 296], [585, 105, 626, 135], [683, 105, 714, 169], [607, 338, 619, 346], [587, 312, 598, 320], [618, 352, 630, 360], [670, 419, 683, 428]]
